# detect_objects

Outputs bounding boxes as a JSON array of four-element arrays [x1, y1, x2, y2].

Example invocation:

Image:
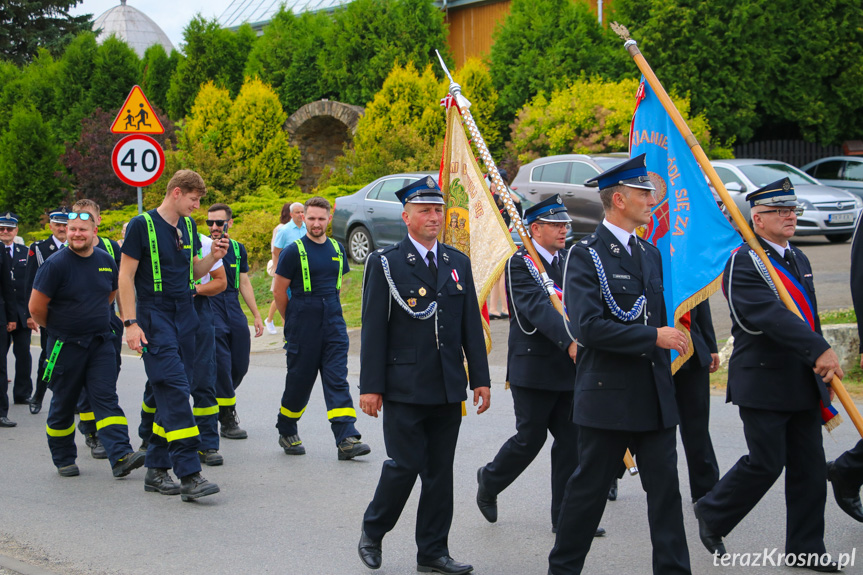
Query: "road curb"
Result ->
[[0, 555, 62, 575]]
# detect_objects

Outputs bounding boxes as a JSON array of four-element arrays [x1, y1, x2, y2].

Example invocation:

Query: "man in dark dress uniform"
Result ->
[[358, 177, 490, 574], [0, 213, 32, 409], [0, 214, 19, 427], [26, 208, 68, 414], [694, 178, 843, 572], [29, 200, 144, 478], [824, 212, 863, 523], [475, 194, 604, 537], [674, 300, 721, 504], [550, 154, 691, 575]]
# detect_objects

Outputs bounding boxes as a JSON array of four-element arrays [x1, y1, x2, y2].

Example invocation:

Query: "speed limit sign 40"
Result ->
[[112, 134, 165, 187]]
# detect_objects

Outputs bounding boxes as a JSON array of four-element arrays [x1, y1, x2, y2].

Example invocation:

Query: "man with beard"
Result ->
[[207, 203, 263, 440], [29, 200, 144, 478], [273, 196, 369, 460]]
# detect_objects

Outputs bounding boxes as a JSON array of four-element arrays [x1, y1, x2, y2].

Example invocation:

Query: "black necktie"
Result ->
[[783, 249, 800, 279], [628, 236, 642, 271], [426, 251, 438, 282]]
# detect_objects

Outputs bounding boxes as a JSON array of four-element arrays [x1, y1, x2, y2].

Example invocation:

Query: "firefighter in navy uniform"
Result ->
[[273, 196, 369, 459], [550, 155, 691, 575], [74, 200, 129, 460], [694, 179, 844, 572], [119, 169, 224, 501], [476, 195, 604, 537], [26, 208, 68, 414], [357, 177, 490, 575], [29, 201, 144, 478], [0, 214, 31, 408], [207, 202, 264, 440]]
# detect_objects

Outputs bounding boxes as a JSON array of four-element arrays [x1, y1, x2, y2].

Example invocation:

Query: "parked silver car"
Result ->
[[710, 159, 862, 243], [509, 154, 607, 238], [801, 156, 863, 201], [331, 172, 536, 263]]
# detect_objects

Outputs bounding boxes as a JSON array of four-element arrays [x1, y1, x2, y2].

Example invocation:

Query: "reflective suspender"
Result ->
[[294, 238, 343, 292], [42, 340, 64, 382], [141, 213, 195, 292], [101, 237, 114, 259], [230, 239, 240, 290]]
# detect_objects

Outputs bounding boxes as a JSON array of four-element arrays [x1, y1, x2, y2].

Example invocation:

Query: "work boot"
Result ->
[[85, 433, 107, 459], [279, 434, 306, 455], [337, 436, 371, 460], [138, 438, 149, 452], [57, 464, 79, 477], [219, 406, 248, 440], [144, 468, 181, 495], [198, 449, 224, 466], [180, 472, 220, 502], [112, 451, 146, 478]]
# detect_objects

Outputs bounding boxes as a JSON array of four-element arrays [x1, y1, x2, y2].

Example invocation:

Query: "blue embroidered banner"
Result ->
[[629, 79, 740, 369]]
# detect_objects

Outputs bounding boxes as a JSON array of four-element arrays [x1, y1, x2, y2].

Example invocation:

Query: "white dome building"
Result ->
[[93, 0, 175, 58]]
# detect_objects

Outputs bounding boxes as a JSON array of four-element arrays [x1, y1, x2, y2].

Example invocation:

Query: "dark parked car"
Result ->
[[509, 154, 607, 238], [801, 156, 863, 201], [710, 158, 862, 243]]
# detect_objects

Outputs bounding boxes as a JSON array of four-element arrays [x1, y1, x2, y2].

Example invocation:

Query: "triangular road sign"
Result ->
[[110, 85, 165, 134]]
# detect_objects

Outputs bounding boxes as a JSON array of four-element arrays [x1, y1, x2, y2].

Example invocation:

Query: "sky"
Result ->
[[69, 0, 232, 53]]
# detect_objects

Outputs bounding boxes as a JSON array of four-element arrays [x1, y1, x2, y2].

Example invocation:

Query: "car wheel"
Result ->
[[826, 233, 852, 244], [348, 226, 373, 263]]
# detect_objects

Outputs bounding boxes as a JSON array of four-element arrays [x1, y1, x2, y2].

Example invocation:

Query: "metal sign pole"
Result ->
[[137, 187, 142, 214]]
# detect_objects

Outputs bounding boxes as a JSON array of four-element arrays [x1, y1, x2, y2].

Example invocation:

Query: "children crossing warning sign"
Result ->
[[110, 85, 164, 134]]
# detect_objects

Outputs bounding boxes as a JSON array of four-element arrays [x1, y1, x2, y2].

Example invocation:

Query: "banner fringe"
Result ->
[[670, 273, 723, 374]]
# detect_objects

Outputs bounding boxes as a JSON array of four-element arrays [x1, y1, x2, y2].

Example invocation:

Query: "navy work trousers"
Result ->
[[44, 334, 133, 468], [276, 294, 359, 445], [212, 292, 250, 408], [138, 296, 201, 479]]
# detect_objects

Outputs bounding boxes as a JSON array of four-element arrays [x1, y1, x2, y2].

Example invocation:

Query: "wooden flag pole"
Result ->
[[612, 24, 863, 439], [436, 51, 639, 474]]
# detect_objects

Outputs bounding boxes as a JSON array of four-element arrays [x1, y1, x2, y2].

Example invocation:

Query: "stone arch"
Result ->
[[286, 100, 365, 193]]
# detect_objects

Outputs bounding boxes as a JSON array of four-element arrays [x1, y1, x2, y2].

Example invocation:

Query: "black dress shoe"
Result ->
[[417, 556, 473, 574], [693, 500, 726, 555], [476, 467, 497, 523], [0, 416, 16, 427], [358, 529, 382, 570], [29, 398, 42, 414], [827, 460, 863, 523], [790, 557, 840, 572], [607, 477, 618, 501]]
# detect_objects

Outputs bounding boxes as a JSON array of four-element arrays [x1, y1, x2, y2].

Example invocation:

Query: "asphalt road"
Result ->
[[1, 332, 862, 575], [0, 238, 858, 575]]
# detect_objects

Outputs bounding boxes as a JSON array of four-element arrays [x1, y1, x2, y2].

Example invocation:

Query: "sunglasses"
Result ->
[[759, 207, 804, 218], [206, 219, 226, 227], [67, 212, 93, 221]]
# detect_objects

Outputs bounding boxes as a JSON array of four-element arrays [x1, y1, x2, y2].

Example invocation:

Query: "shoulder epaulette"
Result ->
[[575, 233, 598, 248]]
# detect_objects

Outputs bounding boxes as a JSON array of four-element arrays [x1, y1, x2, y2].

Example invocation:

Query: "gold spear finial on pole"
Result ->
[[610, 22, 631, 42]]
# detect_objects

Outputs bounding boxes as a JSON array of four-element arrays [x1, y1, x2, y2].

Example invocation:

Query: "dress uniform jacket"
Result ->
[[564, 224, 678, 432], [723, 238, 831, 411], [505, 247, 574, 390], [360, 237, 489, 403], [6, 243, 29, 326]]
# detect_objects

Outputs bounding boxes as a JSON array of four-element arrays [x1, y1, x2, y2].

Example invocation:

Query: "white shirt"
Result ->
[[762, 237, 788, 258], [602, 219, 637, 255], [51, 235, 65, 250], [531, 239, 556, 266], [408, 234, 438, 268], [197, 234, 224, 285]]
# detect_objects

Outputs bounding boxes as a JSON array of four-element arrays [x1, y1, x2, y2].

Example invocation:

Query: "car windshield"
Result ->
[[738, 163, 819, 187]]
